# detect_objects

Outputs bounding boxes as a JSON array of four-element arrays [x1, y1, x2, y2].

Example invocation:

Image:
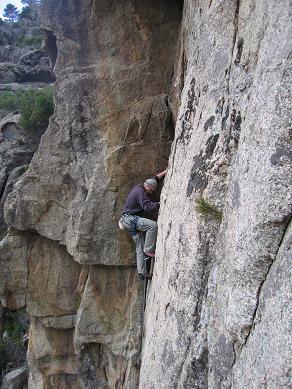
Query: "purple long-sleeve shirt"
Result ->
[[123, 182, 160, 216]]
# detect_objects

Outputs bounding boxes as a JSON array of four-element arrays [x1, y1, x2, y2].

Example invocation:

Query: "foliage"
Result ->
[[19, 35, 42, 47], [74, 295, 82, 310], [195, 197, 223, 222], [0, 310, 28, 376], [0, 91, 20, 112], [3, 4, 19, 23], [18, 165, 29, 175], [11, 21, 20, 28], [19, 1, 40, 20], [20, 87, 54, 130], [21, 0, 40, 6], [3, 312, 26, 344], [0, 87, 54, 130], [19, 5, 31, 18]]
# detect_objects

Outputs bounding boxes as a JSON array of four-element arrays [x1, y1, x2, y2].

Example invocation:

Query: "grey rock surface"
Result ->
[[0, 230, 29, 309], [1, 0, 291, 388], [0, 45, 32, 64], [140, 1, 291, 388], [232, 220, 292, 388], [3, 0, 182, 387], [0, 165, 28, 227], [0, 112, 46, 232], [0, 63, 16, 83], [0, 82, 50, 92], [13, 49, 55, 83], [6, 0, 181, 266], [0, 51, 54, 84]]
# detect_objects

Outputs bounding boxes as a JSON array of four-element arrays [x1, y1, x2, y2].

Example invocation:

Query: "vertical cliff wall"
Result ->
[[1, 0, 291, 388], [1, 0, 182, 387], [140, 1, 291, 388]]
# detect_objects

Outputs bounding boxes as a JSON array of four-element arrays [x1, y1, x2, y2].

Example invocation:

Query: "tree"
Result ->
[[19, 5, 31, 19], [3, 4, 19, 22], [21, 0, 40, 7]]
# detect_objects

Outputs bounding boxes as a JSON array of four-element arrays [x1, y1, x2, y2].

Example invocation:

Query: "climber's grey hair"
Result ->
[[144, 178, 157, 189]]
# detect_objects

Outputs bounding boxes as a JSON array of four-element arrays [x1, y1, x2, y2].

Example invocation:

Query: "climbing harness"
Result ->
[[119, 213, 140, 236]]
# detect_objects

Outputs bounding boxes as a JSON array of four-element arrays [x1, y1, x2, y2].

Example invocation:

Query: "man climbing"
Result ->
[[120, 169, 167, 280]]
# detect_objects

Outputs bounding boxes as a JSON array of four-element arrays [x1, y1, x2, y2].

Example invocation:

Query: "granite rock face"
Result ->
[[1, 0, 291, 388], [0, 230, 30, 310], [140, 1, 291, 388], [6, 0, 181, 265], [0, 112, 45, 231], [2, 0, 182, 387]]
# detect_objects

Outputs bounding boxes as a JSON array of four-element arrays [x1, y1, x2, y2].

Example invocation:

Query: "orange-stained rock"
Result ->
[[0, 230, 30, 310], [26, 235, 81, 317], [74, 266, 142, 388], [28, 317, 83, 388]]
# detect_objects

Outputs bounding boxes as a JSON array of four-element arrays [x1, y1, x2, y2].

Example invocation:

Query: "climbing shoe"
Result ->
[[144, 251, 155, 258]]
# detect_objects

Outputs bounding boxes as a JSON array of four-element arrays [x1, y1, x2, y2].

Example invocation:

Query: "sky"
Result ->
[[0, 0, 23, 18]]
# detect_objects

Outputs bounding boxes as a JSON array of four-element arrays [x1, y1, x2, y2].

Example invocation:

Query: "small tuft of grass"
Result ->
[[17, 164, 29, 175], [74, 295, 82, 310], [195, 197, 223, 222]]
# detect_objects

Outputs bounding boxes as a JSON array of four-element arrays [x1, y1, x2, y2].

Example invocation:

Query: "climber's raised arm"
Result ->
[[155, 169, 167, 181]]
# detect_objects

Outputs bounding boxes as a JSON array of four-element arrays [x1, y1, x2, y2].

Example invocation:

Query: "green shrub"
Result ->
[[0, 91, 21, 112], [0, 310, 28, 374], [19, 6, 31, 19], [19, 35, 42, 48], [18, 165, 29, 175], [195, 197, 223, 222], [4, 311, 25, 344], [0, 87, 54, 130], [74, 295, 82, 310], [20, 87, 54, 130]]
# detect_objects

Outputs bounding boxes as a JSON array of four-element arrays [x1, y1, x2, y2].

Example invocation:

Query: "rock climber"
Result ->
[[119, 169, 167, 280]]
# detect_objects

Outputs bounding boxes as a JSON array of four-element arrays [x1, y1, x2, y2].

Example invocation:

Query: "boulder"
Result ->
[[13, 50, 55, 83]]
